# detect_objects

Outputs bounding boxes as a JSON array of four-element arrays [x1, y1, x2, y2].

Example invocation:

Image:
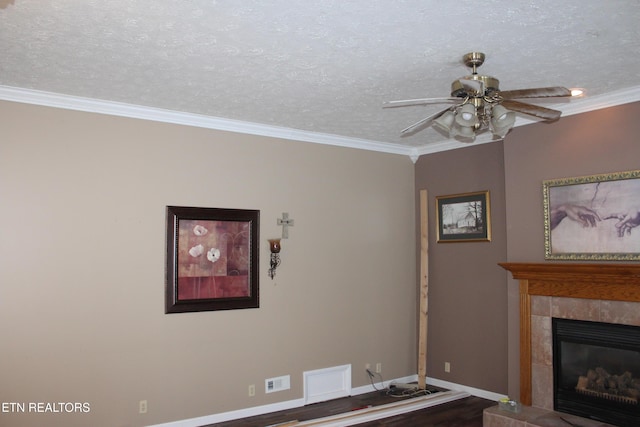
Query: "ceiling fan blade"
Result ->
[[500, 87, 571, 99], [383, 97, 462, 108], [400, 108, 451, 135], [501, 100, 562, 121]]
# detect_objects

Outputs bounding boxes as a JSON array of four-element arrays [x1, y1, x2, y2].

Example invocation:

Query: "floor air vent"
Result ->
[[303, 364, 352, 405]]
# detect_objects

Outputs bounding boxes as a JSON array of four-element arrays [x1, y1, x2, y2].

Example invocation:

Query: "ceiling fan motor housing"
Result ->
[[451, 52, 499, 98], [451, 74, 500, 97]]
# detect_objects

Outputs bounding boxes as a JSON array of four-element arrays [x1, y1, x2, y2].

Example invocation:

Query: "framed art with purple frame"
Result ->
[[543, 169, 640, 260], [165, 206, 259, 313]]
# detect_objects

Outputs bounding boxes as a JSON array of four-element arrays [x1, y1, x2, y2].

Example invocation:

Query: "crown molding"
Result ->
[[0, 85, 411, 157], [2, 84, 639, 161], [561, 85, 640, 116]]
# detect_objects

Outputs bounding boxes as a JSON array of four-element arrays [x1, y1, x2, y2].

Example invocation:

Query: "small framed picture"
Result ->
[[436, 191, 491, 242], [543, 169, 640, 260], [165, 206, 259, 313]]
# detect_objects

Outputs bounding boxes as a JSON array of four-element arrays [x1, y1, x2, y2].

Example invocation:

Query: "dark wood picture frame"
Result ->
[[543, 169, 640, 260], [166, 206, 259, 313], [436, 191, 491, 242]]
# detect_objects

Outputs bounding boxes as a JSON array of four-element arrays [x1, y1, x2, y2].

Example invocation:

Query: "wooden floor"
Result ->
[[206, 387, 496, 427]]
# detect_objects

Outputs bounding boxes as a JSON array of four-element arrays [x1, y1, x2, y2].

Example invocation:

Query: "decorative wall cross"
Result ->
[[277, 212, 295, 239]]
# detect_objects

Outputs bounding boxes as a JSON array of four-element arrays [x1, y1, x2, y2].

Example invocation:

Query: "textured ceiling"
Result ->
[[1, 0, 640, 158]]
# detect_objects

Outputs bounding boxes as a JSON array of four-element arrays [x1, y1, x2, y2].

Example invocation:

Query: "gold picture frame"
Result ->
[[543, 169, 640, 260]]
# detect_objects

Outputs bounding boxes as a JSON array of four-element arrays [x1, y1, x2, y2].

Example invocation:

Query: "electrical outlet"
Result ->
[[444, 362, 451, 373], [248, 384, 255, 397], [365, 363, 371, 371], [139, 400, 148, 414], [375, 362, 382, 373]]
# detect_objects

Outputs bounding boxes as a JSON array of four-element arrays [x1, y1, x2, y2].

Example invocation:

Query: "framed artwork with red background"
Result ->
[[165, 206, 259, 313]]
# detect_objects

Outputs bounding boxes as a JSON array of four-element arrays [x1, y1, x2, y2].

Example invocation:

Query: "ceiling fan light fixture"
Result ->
[[455, 103, 478, 127], [491, 104, 516, 122], [452, 122, 476, 141], [491, 123, 513, 138], [491, 104, 516, 137], [385, 52, 574, 143], [433, 110, 456, 134]]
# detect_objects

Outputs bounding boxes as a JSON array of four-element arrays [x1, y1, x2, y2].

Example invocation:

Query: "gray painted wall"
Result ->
[[415, 141, 508, 394], [415, 101, 640, 399], [503, 101, 640, 397]]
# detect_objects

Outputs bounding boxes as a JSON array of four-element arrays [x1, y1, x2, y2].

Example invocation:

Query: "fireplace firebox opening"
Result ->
[[553, 318, 640, 426]]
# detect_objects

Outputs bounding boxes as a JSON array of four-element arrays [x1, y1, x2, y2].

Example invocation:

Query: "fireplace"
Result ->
[[553, 317, 640, 426], [499, 263, 640, 420]]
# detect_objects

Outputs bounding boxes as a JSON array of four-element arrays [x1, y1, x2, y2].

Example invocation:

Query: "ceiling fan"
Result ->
[[383, 52, 573, 141]]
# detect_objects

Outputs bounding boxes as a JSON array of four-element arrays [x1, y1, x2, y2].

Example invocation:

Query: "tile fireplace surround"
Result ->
[[486, 263, 640, 427]]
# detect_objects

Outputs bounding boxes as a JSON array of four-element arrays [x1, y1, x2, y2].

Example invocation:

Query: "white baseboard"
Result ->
[[426, 377, 506, 402], [149, 375, 503, 427]]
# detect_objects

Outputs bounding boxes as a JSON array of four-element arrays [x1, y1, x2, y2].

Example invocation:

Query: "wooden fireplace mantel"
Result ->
[[499, 262, 640, 405]]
